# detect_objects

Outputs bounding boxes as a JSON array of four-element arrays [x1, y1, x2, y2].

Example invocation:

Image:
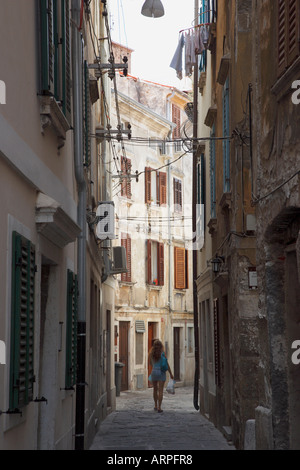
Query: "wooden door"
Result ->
[[174, 327, 180, 380], [119, 321, 129, 391], [106, 310, 111, 405]]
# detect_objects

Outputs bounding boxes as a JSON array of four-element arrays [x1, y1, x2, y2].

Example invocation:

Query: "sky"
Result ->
[[109, 0, 195, 90]]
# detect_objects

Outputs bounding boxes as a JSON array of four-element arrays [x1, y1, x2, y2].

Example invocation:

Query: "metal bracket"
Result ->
[[33, 396, 48, 404]]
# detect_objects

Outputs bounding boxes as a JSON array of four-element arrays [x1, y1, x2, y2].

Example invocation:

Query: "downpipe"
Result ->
[[71, 0, 87, 450]]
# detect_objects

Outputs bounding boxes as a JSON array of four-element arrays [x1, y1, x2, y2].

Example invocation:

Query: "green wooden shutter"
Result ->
[[10, 232, 35, 410], [61, 0, 72, 123], [40, 0, 56, 95], [83, 60, 91, 166], [65, 270, 78, 389]]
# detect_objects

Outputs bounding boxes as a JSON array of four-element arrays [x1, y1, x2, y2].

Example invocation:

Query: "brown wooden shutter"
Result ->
[[159, 172, 167, 206], [185, 249, 189, 289], [278, 0, 287, 75], [121, 157, 127, 197], [287, 0, 300, 66], [174, 247, 186, 289], [121, 234, 131, 282], [126, 158, 132, 199], [172, 104, 181, 139], [147, 240, 152, 284], [158, 243, 164, 286], [145, 167, 152, 203]]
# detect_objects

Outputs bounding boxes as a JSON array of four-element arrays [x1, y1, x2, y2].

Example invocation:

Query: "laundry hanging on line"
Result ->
[[170, 25, 210, 80]]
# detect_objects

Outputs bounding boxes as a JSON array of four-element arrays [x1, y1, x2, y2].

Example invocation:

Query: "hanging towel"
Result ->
[[195, 26, 205, 55], [201, 25, 210, 48], [185, 32, 194, 77], [170, 33, 185, 80]]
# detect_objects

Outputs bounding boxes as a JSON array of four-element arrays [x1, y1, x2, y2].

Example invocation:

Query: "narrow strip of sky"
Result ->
[[109, 0, 195, 90]]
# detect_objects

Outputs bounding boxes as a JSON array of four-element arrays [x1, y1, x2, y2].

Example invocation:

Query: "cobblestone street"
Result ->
[[90, 386, 235, 451]]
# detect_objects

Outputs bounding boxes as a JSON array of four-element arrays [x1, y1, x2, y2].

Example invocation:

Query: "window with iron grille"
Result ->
[[40, 0, 72, 123], [65, 270, 78, 389], [9, 232, 36, 410]]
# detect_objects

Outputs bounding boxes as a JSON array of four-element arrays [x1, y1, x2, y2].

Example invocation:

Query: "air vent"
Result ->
[[135, 321, 145, 333]]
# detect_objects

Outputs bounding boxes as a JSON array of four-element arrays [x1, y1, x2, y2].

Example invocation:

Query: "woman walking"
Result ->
[[149, 339, 174, 413]]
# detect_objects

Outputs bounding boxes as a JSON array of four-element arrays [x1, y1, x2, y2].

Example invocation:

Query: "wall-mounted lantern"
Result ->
[[211, 256, 225, 274]]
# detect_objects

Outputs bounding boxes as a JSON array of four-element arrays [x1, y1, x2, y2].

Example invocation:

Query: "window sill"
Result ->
[[119, 280, 134, 287], [147, 284, 163, 291], [39, 95, 71, 149], [271, 56, 300, 102]]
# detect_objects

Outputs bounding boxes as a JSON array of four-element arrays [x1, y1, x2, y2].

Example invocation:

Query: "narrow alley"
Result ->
[[89, 386, 235, 451]]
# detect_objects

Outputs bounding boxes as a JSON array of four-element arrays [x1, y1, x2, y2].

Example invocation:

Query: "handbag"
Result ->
[[160, 352, 168, 372]]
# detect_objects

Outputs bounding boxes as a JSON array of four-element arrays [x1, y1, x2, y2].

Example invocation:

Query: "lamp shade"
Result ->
[[141, 0, 165, 18]]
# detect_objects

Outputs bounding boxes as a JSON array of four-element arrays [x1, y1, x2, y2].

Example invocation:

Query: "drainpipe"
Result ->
[[193, 0, 200, 411], [166, 90, 175, 315], [71, 0, 87, 451]]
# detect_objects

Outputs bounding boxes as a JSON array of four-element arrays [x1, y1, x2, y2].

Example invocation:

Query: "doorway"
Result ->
[[174, 327, 181, 381], [119, 321, 129, 391]]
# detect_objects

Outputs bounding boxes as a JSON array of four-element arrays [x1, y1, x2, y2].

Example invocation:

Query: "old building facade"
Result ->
[[111, 59, 195, 391], [251, 0, 300, 450], [0, 0, 116, 450]]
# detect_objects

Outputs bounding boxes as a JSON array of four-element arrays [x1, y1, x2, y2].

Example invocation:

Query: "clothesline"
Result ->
[[179, 22, 212, 34]]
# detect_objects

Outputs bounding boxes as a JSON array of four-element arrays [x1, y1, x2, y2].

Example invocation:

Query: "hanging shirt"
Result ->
[[170, 33, 185, 80]]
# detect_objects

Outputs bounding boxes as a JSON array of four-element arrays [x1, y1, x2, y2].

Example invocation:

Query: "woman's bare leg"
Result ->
[[157, 381, 165, 411], [153, 381, 158, 409]]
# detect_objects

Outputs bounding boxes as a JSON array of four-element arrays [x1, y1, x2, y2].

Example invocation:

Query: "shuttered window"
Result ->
[[210, 125, 216, 219], [121, 234, 131, 282], [10, 232, 36, 410], [172, 104, 181, 139], [278, 0, 300, 76], [40, 0, 72, 123], [121, 157, 132, 199], [146, 241, 164, 286], [145, 168, 167, 205], [174, 178, 182, 211], [222, 78, 230, 193], [65, 270, 78, 389], [174, 247, 188, 290]]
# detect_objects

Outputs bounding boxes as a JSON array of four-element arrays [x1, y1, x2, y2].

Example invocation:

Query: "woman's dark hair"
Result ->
[[149, 339, 164, 361]]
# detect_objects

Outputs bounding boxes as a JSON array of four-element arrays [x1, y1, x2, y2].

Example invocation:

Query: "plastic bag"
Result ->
[[166, 379, 175, 394]]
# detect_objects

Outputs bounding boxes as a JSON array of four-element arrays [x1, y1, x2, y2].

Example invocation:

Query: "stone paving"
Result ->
[[89, 385, 235, 451]]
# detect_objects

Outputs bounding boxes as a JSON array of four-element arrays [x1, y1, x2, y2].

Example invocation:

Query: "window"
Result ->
[[172, 104, 182, 152], [187, 326, 194, 354], [145, 168, 167, 205], [210, 125, 216, 218], [173, 178, 182, 211], [174, 247, 189, 290], [278, 0, 300, 77], [197, 154, 205, 240], [147, 240, 164, 286], [10, 232, 36, 409], [121, 233, 131, 282], [40, 0, 71, 123], [65, 270, 78, 389], [121, 157, 132, 199], [83, 60, 91, 167], [222, 78, 230, 193]]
